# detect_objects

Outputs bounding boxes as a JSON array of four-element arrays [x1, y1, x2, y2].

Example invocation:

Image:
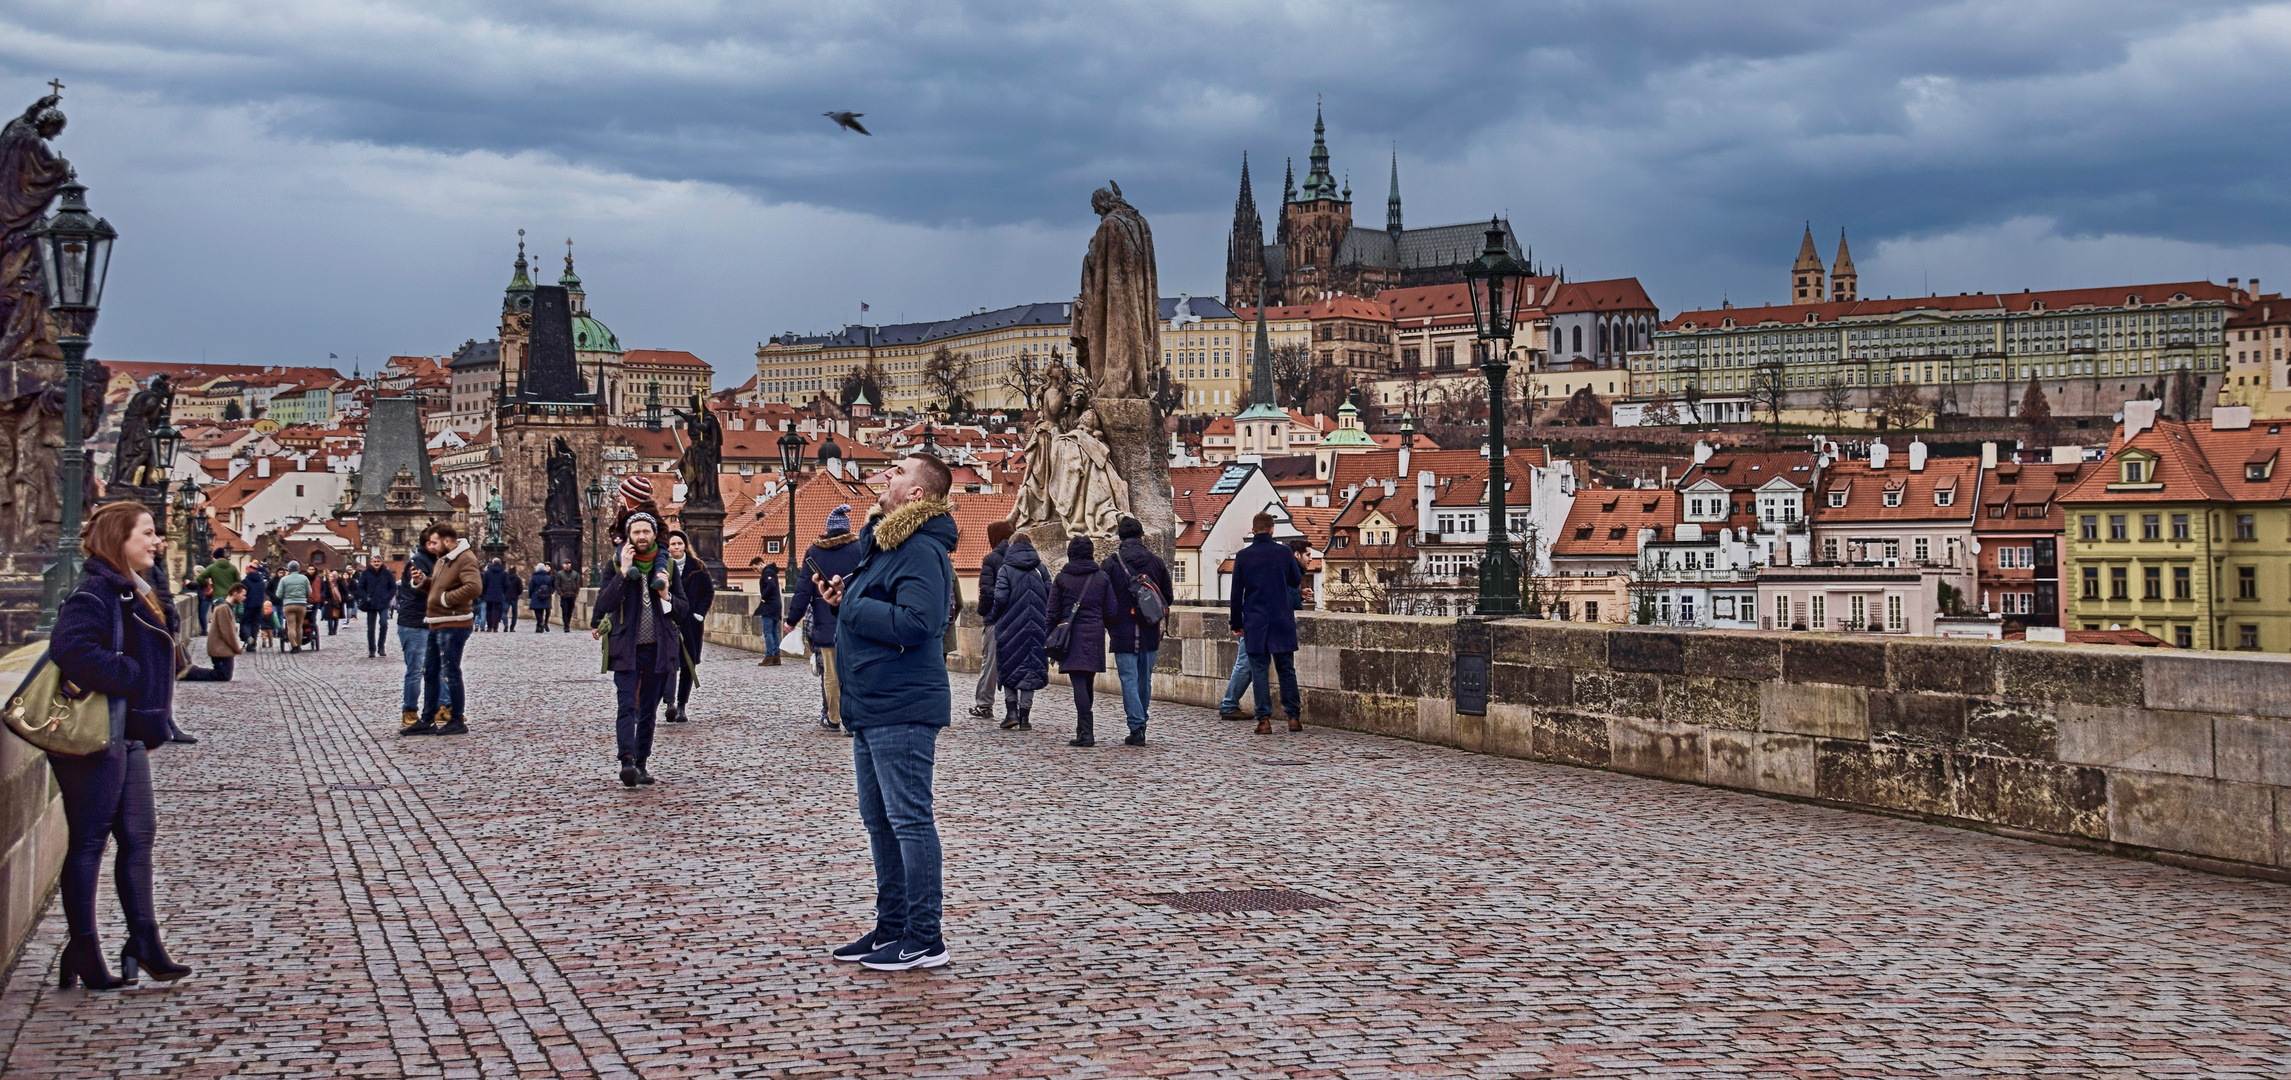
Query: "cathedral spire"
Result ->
[[1282, 156, 1295, 203], [1245, 282, 1277, 411], [1386, 148, 1403, 240], [1830, 228, 1858, 303], [1299, 98, 1339, 202], [1791, 222, 1826, 305], [1226, 152, 1268, 309], [1235, 151, 1256, 217], [507, 228, 533, 292]]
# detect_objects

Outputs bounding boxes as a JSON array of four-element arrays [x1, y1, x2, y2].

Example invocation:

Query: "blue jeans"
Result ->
[[1217, 647, 1251, 713], [852, 722, 942, 947], [761, 618, 783, 657], [613, 646, 667, 761], [424, 627, 471, 720], [473, 600, 489, 629], [1114, 649, 1157, 733], [397, 625, 432, 711], [1248, 651, 1299, 720], [195, 594, 212, 634]]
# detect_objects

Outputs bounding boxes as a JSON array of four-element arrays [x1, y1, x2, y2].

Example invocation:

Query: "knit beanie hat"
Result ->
[[618, 475, 653, 508], [1067, 536, 1094, 560], [825, 504, 852, 536]]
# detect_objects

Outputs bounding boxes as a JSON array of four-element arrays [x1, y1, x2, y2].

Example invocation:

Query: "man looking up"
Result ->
[[592, 511, 688, 787], [821, 454, 959, 972]]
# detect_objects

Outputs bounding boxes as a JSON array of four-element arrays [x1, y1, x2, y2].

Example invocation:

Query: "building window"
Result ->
[[2238, 565, 2258, 599], [2173, 565, 2192, 599], [2237, 513, 2257, 541], [765, 540, 781, 554], [2143, 566, 2162, 600], [2141, 514, 2160, 540], [2108, 515, 2127, 541], [2110, 565, 2129, 599], [2175, 625, 2194, 648], [1887, 594, 1903, 631], [1585, 601, 1599, 622], [2171, 513, 2190, 540], [1883, 489, 1903, 508], [1849, 594, 1867, 628], [1884, 539, 1900, 561], [2080, 515, 2098, 541], [1811, 594, 1826, 629], [1823, 538, 1838, 562], [2240, 624, 2260, 650], [1828, 490, 1847, 508], [1914, 537, 1930, 562]]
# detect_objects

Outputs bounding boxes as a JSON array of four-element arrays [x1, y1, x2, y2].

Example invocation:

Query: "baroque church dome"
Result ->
[[573, 315, 622, 354]]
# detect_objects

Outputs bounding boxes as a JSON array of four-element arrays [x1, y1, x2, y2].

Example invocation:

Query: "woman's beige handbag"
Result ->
[[1, 640, 117, 757]]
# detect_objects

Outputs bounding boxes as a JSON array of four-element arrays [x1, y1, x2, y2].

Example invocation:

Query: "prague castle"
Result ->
[[1224, 106, 1531, 308]]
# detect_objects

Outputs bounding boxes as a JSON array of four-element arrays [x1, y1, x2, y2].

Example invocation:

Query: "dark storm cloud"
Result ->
[[0, 0, 2283, 369]]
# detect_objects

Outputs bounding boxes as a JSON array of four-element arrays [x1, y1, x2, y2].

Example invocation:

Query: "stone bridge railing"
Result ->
[[945, 609, 2290, 882]]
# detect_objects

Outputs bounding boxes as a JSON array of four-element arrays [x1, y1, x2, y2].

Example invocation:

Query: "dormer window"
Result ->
[[1883, 489, 1903, 508], [2246, 450, 2276, 481], [1935, 488, 1954, 507], [2122, 458, 2148, 484], [1828, 490, 1847, 508]]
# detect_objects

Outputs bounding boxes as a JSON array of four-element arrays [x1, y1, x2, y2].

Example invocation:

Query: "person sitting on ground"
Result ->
[[183, 582, 247, 682]]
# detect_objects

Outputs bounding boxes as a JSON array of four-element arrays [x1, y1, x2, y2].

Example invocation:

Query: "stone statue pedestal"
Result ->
[[1094, 397, 1172, 559], [678, 504, 729, 588], [542, 526, 582, 580]]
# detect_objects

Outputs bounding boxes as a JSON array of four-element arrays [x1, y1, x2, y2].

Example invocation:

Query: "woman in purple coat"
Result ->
[[46, 500, 194, 990], [1046, 535, 1118, 748]]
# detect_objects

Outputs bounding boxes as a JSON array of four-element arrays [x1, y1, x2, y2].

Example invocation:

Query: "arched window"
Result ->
[[1572, 325, 1583, 354]]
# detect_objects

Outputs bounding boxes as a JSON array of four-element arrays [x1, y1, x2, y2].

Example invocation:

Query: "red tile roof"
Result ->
[[1814, 455, 1981, 525], [1666, 281, 2242, 331], [1544, 278, 1656, 314], [622, 349, 712, 370], [1553, 489, 1675, 556], [2058, 416, 2291, 506]]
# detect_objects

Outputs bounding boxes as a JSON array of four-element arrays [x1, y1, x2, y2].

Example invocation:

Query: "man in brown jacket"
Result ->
[[421, 522, 482, 734]]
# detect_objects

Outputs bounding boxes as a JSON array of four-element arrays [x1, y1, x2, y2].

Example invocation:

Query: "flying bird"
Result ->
[[823, 111, 871, 135]]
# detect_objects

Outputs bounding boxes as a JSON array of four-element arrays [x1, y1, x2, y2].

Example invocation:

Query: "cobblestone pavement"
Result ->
[[3, 626, 2290, 1078]]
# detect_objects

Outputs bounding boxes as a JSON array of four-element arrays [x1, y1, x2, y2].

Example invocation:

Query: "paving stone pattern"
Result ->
[[2, 628, 2289, 1077]]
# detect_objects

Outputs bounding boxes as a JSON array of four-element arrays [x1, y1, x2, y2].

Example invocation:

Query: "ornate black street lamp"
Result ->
[[644, 378, 661, 432], [582, 477, 606, 587], [177, 475, 206, 582], [1462, 216, 1531, 617], [33, 171, 117, 633], [777, 420, 805, 593]]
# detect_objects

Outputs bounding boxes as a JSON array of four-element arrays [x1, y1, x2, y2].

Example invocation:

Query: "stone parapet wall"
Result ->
[[951, 608, 2291, 880]]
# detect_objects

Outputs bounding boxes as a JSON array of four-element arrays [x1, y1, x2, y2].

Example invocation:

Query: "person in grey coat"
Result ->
[[990, 532, 1049, 730], [1046, 535, 1117, 748], [968, 520, 1014, 719]]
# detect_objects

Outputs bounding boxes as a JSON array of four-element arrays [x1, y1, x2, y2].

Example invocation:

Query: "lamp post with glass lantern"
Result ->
[[777, 421, 805, 594], [32, 172, 117, 633], [583, 478, 606, 587], [1462, 217, 1531, 617]]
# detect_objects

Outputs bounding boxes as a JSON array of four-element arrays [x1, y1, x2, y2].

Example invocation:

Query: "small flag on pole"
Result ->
[[860, 302, 870, 313], [329, 352, 339, 359]]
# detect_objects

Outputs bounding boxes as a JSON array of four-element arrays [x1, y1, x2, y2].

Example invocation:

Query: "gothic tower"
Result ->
[[499, 230, 536, 401], [1277, 157, 1295, 248], [1830, 229, 1858, 303], [1791, 224, 1826, 305], [1280, 102, 1354, 303], [1386, 149, 1403, 244], [1225, 152, 1266, 309]]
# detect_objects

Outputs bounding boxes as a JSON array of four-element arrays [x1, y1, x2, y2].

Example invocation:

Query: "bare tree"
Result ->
[[838, 362, 887, 412], [1747, 364, 1787, 429], [1269, 343, 1315, 408], [1642, 387, 1679, 426], [1818, 379, 1855, 432], [922, 345, 975, 415], [1003, 348, 1060, 416], [2017, 373, 2053, 444], [1872, 381, 1930, 431], [2169, 365, 2199, 421]]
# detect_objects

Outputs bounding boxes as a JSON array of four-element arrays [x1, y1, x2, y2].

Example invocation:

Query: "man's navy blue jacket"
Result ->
[[832, 498, 957, 730], [1228, 532, 1302, 655]]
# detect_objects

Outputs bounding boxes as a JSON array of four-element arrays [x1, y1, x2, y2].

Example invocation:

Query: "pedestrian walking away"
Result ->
[[819, 453, 958, 972], [1105, 515, 1173, 746], [183, 581, 247, 682], [504, 565, 522, 631], [557, 562, 579, 631], [989, 530, 1049, 730], [318, 569, 343, 640], [1229, 512, 1304, 734], [592, 511, 688, 787], [1046, 535, 1117, 748], [664, 531, 713, 723], [753, 562, 784, 665], [479, 557, 507, 632], [394, 531, 445, 733], [423, 524, 481, 734], [355, 554, 395, 657], [784, 503, 864, 732], [274, 561, 311, 654], [527, 562, 556, 633], [968, 520, 1013, 719], [45, 500, 195, 991], [237, 561, 267, 652]]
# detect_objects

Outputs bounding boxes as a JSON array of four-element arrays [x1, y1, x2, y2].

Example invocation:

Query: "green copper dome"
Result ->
[[573, 315, 621, 354]]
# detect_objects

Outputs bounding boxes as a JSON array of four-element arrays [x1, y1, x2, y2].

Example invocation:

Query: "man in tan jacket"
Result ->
[[184, 581, 247, 682], [421, 522, 483, 734]]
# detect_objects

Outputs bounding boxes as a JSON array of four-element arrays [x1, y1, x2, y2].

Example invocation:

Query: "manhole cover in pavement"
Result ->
[[1139, 888, 1335, 913], [329, 783, 386, 791]]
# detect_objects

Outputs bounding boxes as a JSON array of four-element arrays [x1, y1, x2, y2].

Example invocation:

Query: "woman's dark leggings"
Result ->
[[1070, 673, 1094, 741], [675, 621, 703, 709], [49, 741, 157, 944]]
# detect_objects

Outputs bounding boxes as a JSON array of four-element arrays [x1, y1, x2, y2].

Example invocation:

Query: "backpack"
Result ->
[[1119, 548, 1166, 623]]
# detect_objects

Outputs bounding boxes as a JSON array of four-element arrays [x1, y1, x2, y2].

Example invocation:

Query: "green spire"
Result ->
[[559, 236, 582, 290], [507, 228, 533, 292]]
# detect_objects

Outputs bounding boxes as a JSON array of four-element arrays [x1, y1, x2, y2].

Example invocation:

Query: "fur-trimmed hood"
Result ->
[[871, 496, 954, 551], [814, 531, 860, 550]]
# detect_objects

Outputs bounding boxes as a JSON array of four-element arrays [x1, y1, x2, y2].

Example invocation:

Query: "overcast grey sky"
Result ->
[[6, 0, 2288, 385]]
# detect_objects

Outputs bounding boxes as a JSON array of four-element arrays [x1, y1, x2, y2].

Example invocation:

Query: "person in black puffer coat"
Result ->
[[1046, 535, 1118, 748], [990, 532, 1049, 729], [664, 530, 715, 723], [967, 520, 1014, 720]]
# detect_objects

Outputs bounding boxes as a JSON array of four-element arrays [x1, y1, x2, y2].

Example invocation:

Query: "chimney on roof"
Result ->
[[1381, 478, 1396, 499], [257, 457, 271, 478], [1981, 441, 1997, 471], [1416, 470, 1434, 518], [1908, 439, 1927, 473], [1869, 441, 1890, 470], [2123, 399, 2159, 441]]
